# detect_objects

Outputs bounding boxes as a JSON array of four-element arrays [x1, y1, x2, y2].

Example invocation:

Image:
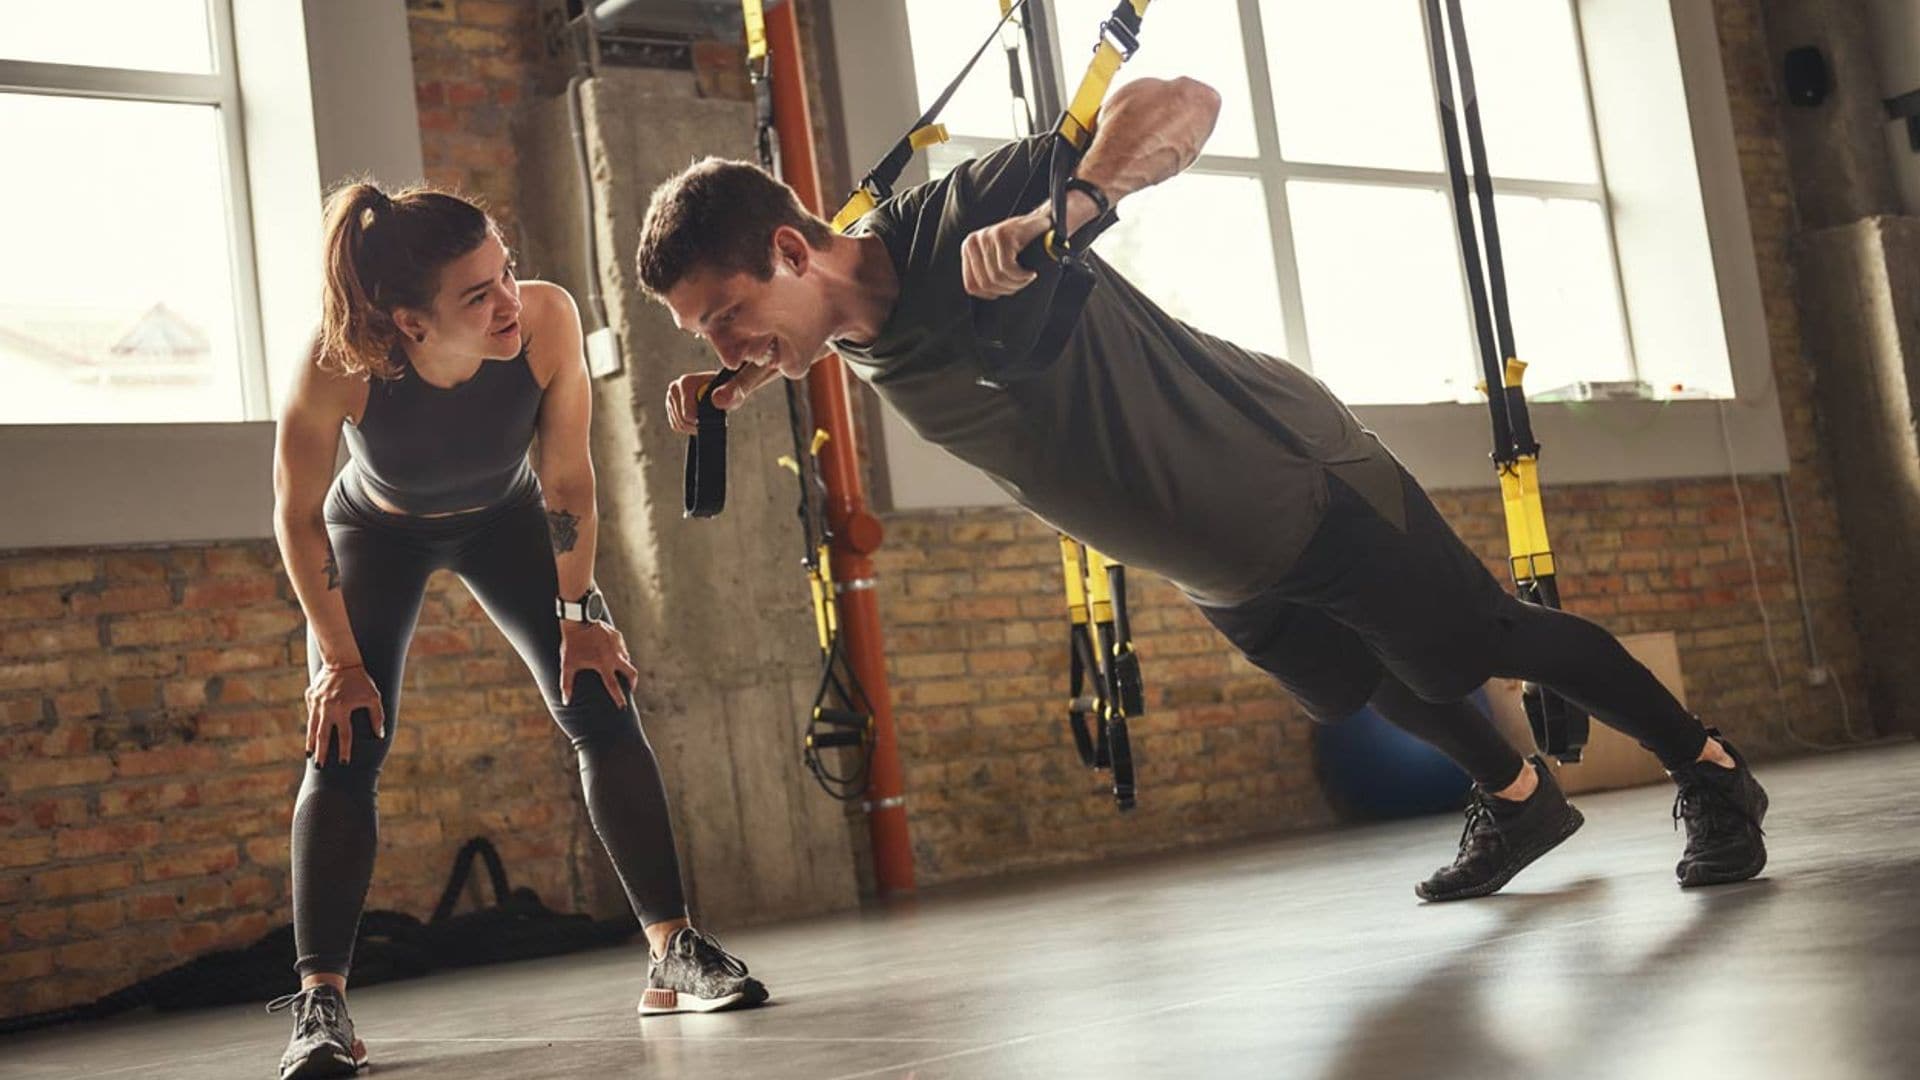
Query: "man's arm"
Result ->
[[961, 76, 1221, 299], [1071, 77, 1222, 226]]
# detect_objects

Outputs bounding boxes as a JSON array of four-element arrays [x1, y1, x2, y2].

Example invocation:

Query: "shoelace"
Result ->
[[1671, 772, 1763, 838], [678, 929, 750, 978], [265, 988, 344, 1040], [1451, 791, 1505, 863]]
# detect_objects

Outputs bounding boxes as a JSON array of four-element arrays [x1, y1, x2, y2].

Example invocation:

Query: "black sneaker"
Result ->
[[637, 927, 770, 1015], [1671, 730, 1769, 887], [1416, 757, 1586, 902], [266, 984, 366, 1080]]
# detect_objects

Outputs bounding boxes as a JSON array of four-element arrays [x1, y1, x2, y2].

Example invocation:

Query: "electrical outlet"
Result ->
[[584, 326, 622, 378], [1807, 664, 1832, 687]]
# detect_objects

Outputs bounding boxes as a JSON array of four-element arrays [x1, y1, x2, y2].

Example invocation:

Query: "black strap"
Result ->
[[971, 140, 1124, 389], [683, 366, 738, 518], [1424, 0, 1586, 761], [855, 0, 1032, 208]]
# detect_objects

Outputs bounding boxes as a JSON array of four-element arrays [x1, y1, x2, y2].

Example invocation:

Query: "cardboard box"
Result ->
[[1483, 630, 1683, 795]]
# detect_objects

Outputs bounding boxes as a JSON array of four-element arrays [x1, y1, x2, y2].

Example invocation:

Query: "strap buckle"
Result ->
[[1099, 16, 1140, 61]]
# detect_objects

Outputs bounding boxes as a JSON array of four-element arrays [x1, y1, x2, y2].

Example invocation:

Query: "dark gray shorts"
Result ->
[[1197, 466, 1515, 722]]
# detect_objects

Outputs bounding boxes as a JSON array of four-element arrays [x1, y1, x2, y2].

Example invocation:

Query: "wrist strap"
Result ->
[[1062, 176, 1113, 223]]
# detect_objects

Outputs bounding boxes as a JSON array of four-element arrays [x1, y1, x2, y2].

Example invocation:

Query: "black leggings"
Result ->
[[1367, 597, 1710, 789], [1202, 467, 1708, 791], [293, 477, 686, 979]]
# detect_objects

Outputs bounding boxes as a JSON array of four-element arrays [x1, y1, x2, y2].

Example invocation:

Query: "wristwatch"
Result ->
[[556, 587, 607, 623]]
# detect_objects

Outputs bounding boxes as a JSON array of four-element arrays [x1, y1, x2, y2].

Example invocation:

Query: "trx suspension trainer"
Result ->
[[1423, 0, 1589, 762], [685, 0, 879, 801]]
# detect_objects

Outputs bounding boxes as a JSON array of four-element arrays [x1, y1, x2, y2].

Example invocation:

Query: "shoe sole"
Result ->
[[637, 985, 769, 1016], [1416, 805, 1587, 903], [280, 1041, 367, 1080]]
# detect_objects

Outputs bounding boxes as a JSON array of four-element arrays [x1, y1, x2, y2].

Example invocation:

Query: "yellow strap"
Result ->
[[742, 0, 767, 64], [818, 543, 839, 636], [830, 189, 877, 234], [808, 575, 831, 653], [1057, 0, 1149, 150], [1059, 536, 1090, 625], [1492, 358, 1557, 581], [1499, 457, 1557, 581], [1084, 546, 1115, 623], [828, 0, 1150, 234]]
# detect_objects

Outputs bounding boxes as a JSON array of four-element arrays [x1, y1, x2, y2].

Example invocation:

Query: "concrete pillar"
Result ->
[[1758, 0, 1902, 226], [513, 71, 862, 925], [1760, 0, 1920, 734]]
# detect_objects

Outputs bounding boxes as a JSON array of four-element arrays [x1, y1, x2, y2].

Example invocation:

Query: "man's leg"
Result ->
[[1283, 464, 1766, 891], [1198, 582, 1583, 902], [1363, 675, 1586, 901], [1486, 598, 1768, 886]]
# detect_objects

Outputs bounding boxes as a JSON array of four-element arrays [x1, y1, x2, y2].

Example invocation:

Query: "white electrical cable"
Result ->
[[1775, 472, 1864, 741], [1716, 401, 1855, 750]]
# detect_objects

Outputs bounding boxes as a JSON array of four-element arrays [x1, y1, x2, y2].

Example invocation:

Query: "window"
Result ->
[[901, 0, 1653, 406], [0, 0, 265, 424]]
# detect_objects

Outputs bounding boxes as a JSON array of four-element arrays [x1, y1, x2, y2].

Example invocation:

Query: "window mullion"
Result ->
[[1233, 0, 1312, 370], [0, 59, 223, 105], [207, 0, 269, 420], [1567, 0, 1639, 381]]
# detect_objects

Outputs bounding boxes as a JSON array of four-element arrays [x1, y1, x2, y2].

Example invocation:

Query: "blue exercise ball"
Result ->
[[1313, 697, 1476, 821]]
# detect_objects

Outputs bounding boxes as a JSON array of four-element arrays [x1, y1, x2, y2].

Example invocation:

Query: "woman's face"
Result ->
[[408, 232, 523, 359]]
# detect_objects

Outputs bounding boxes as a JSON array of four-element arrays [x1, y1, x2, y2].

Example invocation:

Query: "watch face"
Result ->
[[585, 592, 607, 621]]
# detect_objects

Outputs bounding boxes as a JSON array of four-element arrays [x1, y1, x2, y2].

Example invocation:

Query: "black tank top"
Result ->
[[341, 348, 543, 514]]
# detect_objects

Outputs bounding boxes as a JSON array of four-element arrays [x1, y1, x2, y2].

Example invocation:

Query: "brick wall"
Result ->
[[866, 0, 1870, 887], [0, 545, 585, 1020], [408, 0, 537, 244]]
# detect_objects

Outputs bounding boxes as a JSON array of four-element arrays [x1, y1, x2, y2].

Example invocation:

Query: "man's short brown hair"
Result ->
[[636, 157, 835, 296]]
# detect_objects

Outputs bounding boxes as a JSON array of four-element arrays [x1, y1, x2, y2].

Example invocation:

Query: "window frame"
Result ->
[[932, 0, 1637, 399], [828, 0, 1789, 511], [0, 0, 272, 422]]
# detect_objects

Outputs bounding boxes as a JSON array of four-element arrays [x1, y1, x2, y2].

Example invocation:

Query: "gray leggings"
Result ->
[[293, 476, 685, 979]]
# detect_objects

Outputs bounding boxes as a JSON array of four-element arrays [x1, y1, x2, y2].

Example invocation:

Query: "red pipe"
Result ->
[[766, 1, 916, 897]]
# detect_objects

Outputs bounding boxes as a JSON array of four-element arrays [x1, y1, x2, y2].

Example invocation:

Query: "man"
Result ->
[[634, 75, 1769, 900]]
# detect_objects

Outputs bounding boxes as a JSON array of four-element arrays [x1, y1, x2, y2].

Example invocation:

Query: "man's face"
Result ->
[[662, 228, 827, 380]]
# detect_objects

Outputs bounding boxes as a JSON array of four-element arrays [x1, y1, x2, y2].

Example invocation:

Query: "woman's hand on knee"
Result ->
[[304, 663, 385, 765], [559, 620, 639, 707]]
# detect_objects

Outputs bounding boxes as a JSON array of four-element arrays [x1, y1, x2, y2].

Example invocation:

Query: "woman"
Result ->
[[268, 183, 766, 1080]]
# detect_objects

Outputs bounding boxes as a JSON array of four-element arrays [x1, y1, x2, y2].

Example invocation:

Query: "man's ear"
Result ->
[[772, 226, 812, 276]]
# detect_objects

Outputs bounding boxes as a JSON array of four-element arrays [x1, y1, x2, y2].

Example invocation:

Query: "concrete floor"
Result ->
[[6, 742, 1917, 1080]]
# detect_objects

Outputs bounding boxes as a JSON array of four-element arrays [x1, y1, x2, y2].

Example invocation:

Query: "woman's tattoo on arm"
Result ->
[[323, 549, 340, 590], [547, 509, 580, 555]]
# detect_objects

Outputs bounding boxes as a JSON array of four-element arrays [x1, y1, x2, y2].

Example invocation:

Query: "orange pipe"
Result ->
[[767, 0, 916, 896]]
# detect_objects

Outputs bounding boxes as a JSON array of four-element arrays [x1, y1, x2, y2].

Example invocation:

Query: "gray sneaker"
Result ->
[[638, 927, 769, 1015], [266, 984, 366, 1079]]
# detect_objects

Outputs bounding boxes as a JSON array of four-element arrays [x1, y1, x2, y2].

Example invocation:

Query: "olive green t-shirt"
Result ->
[[832, 135, 1401, 606]]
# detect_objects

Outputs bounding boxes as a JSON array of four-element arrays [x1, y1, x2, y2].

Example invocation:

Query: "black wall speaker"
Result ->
[[1784, 46, 1832, 107]]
